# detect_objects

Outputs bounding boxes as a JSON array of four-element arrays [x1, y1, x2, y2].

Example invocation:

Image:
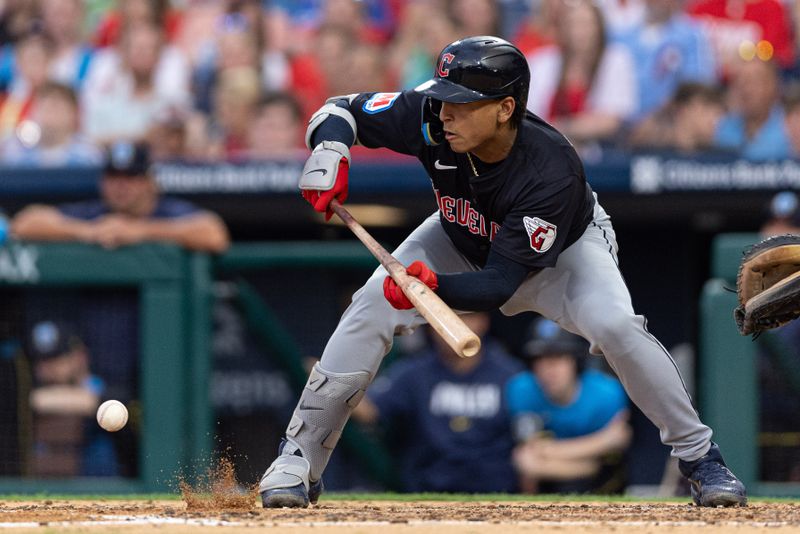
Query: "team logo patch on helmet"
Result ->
[[363, 92, 401, 114], [523, 216, 557, 253], [437, 53, 455, 77]]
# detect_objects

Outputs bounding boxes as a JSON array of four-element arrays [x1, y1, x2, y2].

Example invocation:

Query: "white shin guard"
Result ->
[[281, 363, 371, 482]]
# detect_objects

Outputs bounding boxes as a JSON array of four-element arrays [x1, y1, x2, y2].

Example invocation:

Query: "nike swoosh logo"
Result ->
[[305, 168, 328, 176], [434, 160, 457, 170], [299, 403, 324, 411]]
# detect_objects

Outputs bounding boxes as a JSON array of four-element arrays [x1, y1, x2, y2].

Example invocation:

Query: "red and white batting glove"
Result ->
[[299, 141, 350, 221], [383, 260, 439, 310]]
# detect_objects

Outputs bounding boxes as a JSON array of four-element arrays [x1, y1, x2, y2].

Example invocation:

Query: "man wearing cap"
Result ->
[[351, 313, 523, 493], [11, 142, 229, 476], [258, 36, 747, 508], [761, 191, 800, 238], [26, 320, 119, 477], [10, 142, 229, 252], [507, 318, 630, 494]]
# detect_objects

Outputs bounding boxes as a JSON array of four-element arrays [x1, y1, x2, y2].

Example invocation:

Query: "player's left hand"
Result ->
[[299, 141, 350, 221], [383, 260, 438, 310]]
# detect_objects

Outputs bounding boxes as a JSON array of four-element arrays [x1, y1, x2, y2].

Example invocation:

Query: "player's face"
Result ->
[[532, 354, 578, 404], [439, 99, 508, 154], [101, 174, 158, 216]]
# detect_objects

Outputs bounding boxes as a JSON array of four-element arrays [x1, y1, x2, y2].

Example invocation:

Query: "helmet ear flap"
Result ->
[[421, 97, 445, 146]]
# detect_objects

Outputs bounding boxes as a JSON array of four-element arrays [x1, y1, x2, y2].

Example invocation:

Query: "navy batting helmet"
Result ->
[[522, 318, 588, 371], [414, 36, 530, 106]]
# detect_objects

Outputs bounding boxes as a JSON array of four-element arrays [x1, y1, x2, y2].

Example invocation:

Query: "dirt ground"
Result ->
[[3, 500, 800, 533]]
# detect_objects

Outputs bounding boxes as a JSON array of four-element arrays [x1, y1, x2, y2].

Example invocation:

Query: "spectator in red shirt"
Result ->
[[93, 0, 182, 48], [513, 0, 562, 56], [687, 0, 795, 72], [287, 25, 357, 121]]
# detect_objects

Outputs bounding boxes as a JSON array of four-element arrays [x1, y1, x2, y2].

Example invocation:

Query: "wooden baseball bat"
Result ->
[[330, 200, 481, 358]]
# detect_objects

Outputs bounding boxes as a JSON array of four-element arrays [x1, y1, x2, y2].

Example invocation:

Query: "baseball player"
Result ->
[[259, 36, 746, 508]]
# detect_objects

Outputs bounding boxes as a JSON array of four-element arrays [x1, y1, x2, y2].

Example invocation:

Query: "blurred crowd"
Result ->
[[2, 0, 800, 167], [350, 314, 633, 495]]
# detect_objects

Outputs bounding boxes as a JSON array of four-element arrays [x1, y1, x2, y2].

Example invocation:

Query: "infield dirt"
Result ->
[[2, 499, 800, 533]]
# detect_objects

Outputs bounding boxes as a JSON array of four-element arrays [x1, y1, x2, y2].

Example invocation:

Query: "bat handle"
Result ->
[[329, 200, 481, 358]]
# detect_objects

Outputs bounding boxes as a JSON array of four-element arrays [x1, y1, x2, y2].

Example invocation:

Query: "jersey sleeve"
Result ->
[[490, 174, 586, 269], [350, 91, 428, 156]]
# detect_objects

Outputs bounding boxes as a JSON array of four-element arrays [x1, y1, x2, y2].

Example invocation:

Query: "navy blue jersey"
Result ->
[[367, 341, 524, 493], [58, 197, 201, 220], [351, 91, 595, 268]]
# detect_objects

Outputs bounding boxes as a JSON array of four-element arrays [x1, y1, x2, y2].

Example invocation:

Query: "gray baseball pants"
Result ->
[[319, 196, 712, 463]]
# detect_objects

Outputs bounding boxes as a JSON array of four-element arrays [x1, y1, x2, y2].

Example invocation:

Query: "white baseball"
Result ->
[[96, 400, 128, 432]]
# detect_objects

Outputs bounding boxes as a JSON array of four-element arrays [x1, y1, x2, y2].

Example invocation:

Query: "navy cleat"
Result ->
[[259, 454, 324, 508], [678, 443, 747, 507]]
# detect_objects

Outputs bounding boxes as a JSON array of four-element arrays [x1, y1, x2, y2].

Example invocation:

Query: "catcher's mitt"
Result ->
[[735, 234, 800, 336]]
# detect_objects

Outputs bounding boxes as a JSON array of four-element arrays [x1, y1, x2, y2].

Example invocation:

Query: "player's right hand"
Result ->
[[383, 260, 439, 310], [299, 141, 350, 221]]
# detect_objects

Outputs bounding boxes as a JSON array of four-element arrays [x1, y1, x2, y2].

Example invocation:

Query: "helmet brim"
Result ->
[[414, 78, 499, 104], [523, 339, 586, 360]]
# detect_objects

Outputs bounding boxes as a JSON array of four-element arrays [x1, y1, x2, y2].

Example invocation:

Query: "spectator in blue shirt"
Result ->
[[614, 0, 717, 121], [11, 142, 230, 477], [351, 313, 524, 493], [10, 142, 229, 252], [507, 318, 631, 494], [714, 58, 792, 161]]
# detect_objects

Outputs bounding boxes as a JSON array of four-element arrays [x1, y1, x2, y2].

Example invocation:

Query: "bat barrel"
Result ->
[[461, 336, 481, 358], [401, 276, 482, 358]]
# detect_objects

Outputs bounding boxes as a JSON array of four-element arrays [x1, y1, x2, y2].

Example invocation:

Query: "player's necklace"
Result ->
[[466, 152, 479, 177]]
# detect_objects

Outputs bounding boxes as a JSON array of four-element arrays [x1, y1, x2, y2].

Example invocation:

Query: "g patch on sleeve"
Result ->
[[523, 216, 557, 253], [363, 92, 401, 114]]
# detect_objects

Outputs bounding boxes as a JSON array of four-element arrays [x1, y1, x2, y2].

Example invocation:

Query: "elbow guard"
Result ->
[[305, 95, 358, 150]]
